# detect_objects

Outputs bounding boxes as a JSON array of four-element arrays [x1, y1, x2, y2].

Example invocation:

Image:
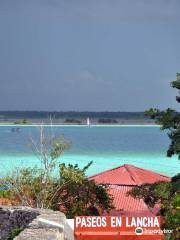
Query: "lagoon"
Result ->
[[0, 125, 179, 177]]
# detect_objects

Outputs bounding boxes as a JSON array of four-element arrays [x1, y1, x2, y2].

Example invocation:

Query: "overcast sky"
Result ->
[[0, 0, 180, 111]]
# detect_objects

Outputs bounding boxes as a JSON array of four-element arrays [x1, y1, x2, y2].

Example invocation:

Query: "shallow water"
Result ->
[[0, 125, 179, 176]]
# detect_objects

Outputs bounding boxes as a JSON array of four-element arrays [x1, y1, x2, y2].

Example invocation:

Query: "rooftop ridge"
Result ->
[[90, 163, 170, 179], [89, 164, 171, 186], [123, 164, 141, 185], [123, 164, 171, 179], [89, 164, 126, 179]]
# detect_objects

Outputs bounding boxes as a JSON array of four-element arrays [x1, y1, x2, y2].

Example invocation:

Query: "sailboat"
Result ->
[[87, 117, 90, 127]]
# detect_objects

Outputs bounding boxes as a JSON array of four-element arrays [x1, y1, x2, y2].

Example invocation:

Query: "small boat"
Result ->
[[87, 117, 90, 127], [11, 127, 20, 133]]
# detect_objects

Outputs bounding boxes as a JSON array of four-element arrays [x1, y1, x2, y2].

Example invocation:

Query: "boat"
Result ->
[[11, 127, 20, 133], [87, 117, 90, 127]]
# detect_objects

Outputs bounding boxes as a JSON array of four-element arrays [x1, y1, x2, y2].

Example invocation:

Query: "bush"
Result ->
[[128, 175, 180, 239], [14, 119, 32, 124], [53, 162, 114, 217], [64, 118, 82, 124], [98, 118, 118, 124], [0, 125, 113, 217]]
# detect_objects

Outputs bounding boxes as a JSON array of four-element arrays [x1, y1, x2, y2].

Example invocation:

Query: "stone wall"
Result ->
[[0, 206, 66, 240]]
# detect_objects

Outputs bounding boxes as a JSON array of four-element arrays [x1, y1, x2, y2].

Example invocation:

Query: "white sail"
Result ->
[[87, 117, 90, 126]]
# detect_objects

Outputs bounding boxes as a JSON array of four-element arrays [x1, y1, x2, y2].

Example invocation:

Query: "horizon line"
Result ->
[[0, 110, 147, 113]]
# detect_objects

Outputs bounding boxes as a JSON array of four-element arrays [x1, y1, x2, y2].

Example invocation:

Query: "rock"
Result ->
[[0, 206, 66, 240]]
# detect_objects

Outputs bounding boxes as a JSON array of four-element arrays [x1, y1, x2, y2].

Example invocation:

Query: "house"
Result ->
[[89, 164, 171, 216]]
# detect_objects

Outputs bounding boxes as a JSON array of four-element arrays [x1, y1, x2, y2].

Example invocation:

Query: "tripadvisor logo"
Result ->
[[135, 227, 143, 235]]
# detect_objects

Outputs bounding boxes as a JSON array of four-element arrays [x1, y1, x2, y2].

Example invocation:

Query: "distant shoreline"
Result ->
[[0, 123, 159, 127], [0, 111, 156, 126]]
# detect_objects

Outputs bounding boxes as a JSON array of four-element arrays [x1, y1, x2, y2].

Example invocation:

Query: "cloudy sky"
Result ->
[[0, 0, 180, 111]]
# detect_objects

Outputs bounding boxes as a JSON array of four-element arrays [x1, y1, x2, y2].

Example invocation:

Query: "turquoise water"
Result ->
[[0, 125, 179, 177]]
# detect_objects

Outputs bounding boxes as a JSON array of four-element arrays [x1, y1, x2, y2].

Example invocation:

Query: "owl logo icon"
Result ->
[[135, 227, 143, 235]]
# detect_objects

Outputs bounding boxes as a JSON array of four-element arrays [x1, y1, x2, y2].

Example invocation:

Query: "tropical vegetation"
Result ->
[[0, 126, 113, 218], [129, 73, 180, 240]]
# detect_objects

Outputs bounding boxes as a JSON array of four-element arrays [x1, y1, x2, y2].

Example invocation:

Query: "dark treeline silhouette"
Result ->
[[0, 111, 147, 119]]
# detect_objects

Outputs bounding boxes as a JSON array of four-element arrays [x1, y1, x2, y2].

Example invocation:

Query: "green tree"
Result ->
[[145, 73, 180, 159], [51, 162, 114, 218], [130, 73, 180, 239], [128, 175, 180, 239]]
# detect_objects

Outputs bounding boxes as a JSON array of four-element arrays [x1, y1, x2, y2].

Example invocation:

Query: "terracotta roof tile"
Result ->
[[89, 164, 170, 186], [89, 164, 170, 216], [105, 186, 159, 216]]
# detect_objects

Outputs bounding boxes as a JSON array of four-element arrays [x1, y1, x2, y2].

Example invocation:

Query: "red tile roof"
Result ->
[[105, 186, 160, 216], [89, 164, 170, 186], [89, 164, 170, 216]]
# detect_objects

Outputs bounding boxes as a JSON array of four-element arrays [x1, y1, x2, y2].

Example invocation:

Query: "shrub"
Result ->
[[14, 119, 32, 124], [0, 125, 113, 217]]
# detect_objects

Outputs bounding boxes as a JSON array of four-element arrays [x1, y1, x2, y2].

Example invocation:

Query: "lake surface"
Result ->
[[0, 125, 179, 176]]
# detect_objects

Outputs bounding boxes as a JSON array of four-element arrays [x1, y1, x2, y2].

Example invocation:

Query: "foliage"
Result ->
[[0, 163, 113, 217], [0, 187, 15, 199], [0, 125, 70, 208], [0, 125, 113, 217], [14, 119, 32, 124], [136, 73, 180, 239], [128, 175, 180, 239], [1, 111, 147, 120], [52, 162, 114, 218], [98, 118, 118, 124], [7, 228, 24, 240], [127, 181, 171, 208], [64, 118, 82, 124], [145, 73, 180, 159]]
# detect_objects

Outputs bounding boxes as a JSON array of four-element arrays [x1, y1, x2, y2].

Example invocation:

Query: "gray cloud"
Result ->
[[0, 0, 179, 111], [1, 0, 179, 23]]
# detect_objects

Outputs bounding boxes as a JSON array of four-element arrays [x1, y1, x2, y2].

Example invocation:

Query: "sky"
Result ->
[[0, 0, 180, 111]]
